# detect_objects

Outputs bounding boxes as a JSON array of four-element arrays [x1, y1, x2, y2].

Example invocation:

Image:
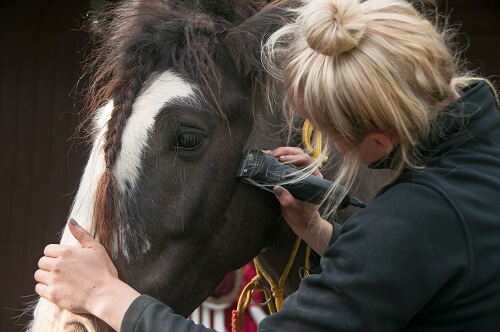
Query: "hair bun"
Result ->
[[299, 0, 366, 56]]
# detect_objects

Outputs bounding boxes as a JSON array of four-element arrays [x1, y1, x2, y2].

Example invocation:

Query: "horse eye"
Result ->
[[176, 131, 206, 150]]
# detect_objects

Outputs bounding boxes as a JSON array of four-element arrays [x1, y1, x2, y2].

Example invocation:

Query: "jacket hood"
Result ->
[[370, 80, 500, 169]]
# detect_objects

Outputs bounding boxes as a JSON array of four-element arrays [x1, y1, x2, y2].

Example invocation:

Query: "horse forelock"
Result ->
[[85, 0, 282, 115]]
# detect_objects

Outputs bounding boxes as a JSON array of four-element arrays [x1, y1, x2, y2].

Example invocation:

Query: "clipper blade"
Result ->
[[235, 149, 264, 178]]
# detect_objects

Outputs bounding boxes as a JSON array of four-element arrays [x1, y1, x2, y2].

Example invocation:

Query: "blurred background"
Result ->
[[0, 0, 499, 331]]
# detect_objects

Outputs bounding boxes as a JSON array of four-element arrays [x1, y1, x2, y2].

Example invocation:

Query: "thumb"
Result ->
[[68, 218, 98, 249], [273, 186, 297, 209]]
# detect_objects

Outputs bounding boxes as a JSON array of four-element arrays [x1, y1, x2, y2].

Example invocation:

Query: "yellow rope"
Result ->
[[232, 273, 272, 332], [232, 119, 326, 332], [253, 235, 301, 312], [302, 119, 327, 166], [301, 118, 323, 276], [232, 237, 302, 332], [304, 244, 311, 272], [235, 274, 272, 314]]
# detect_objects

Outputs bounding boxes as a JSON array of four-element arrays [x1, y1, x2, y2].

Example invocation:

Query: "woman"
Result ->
[[35, 0, 500, 330]]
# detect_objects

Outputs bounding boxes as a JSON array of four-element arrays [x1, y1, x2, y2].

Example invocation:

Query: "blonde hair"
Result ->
[[264, 0, 495, 216]]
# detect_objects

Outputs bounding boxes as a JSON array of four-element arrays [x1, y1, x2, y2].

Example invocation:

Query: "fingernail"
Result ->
[[274, 187, 284, 197], [280, 155, 289, 160], [269, 149, 277, 155], [69, 218, 78, 226]]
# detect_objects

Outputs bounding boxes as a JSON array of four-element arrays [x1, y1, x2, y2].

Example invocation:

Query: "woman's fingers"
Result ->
[[273, 186, 297, 209], [279, 153, 314, 166], [35, 283, 48, 297], [265, 147, 324, 180], [270, 146, 305, 157], [268, 147, 314, 166], [67, 219, 101, 249], [268, 147, 323, 178], [43, 244, 65, 258], [34, 283, 60, 305], [38, 256, 56, 270], [34, 269, 51, 284], [312, 168, 323, 178], [273, 185, 321, 240]]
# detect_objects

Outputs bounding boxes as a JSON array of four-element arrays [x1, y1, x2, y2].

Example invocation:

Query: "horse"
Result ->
[[29, 1, 388, 331]]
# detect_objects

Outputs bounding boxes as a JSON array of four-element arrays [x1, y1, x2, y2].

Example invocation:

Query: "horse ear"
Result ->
[[223, 0, 295, 77]]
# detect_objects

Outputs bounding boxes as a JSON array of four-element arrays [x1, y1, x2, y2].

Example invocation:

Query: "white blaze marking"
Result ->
[[114, 71, 195, 192], [60, 70, 195, 248]]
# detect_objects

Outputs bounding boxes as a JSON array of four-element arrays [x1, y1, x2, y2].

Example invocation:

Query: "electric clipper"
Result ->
[[236, 149, 367, 209]]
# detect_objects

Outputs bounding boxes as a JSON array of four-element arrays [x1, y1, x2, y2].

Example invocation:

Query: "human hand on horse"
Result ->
[[267, 147, 333, 255], [34, 219, 140, 331]]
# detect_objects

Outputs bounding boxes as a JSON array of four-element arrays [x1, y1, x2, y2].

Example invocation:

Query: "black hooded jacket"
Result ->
[[121, 81, 500, 331]]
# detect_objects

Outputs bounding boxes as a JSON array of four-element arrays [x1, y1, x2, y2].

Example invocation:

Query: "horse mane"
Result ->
[[81, 0, 293, 275]]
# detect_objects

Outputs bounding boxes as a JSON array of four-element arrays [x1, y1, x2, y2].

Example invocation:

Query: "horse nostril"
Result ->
[[74, 322, 89, 332]]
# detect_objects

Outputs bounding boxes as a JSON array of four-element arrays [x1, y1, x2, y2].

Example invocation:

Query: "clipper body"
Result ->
[[236, 149, 366, 209]]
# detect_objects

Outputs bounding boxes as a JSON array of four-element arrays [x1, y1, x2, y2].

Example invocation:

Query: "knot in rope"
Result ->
[[271, 286, 284, 299], [249, 275, 265, 293], [270, 285, 285, 310]]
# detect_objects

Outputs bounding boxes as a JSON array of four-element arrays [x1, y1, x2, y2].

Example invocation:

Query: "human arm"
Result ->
[[260, 182, 470, 331], [121, 295, 216, 332], [34, 219, 140, 331], [267, 147, 333, 254], [34, 219, 216, 332], [273, 186, 333, 255]]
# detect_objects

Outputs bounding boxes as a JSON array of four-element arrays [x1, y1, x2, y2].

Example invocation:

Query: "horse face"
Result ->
[[120, 69, 283, 316], [29, 70, 284, 332]]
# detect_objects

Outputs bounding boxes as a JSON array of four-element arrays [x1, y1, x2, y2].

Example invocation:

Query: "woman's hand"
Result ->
[[266, 146, 323, 178], [267, 147, 333, 255], [34, 219, 140, 331]]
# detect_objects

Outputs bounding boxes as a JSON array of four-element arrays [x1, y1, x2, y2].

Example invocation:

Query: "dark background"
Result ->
[[1, 0, 499, 331]]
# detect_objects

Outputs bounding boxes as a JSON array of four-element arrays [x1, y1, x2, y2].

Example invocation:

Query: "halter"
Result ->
[[231, 119, 325, 332]]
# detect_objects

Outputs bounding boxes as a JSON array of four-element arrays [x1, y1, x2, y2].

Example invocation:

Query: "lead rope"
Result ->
[[302, 119, 327, 166], [232, 119, 324, 332]]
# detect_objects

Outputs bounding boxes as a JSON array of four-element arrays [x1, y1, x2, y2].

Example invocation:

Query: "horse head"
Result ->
[[30, 1, 303, 330], [29, 1, 390, 330]]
